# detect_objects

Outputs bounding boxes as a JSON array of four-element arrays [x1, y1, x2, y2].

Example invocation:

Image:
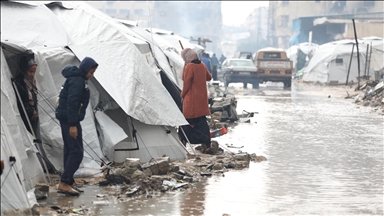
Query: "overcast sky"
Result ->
[[221, 1, 269, 26]]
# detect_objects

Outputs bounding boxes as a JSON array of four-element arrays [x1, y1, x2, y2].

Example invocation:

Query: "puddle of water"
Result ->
[[39, 83, 383, 215]]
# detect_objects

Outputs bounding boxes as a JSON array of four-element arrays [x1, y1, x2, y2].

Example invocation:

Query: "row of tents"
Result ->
[[1, 1, 205, 213], [286, 37, 384, 84]]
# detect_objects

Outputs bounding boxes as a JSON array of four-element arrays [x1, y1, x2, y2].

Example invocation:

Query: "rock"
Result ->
[[170, 165, 180, 173], [142, 157, 170, 175], [224, 161, 236, 169], [115, 160, 142, 180], [249, 153, 257, 161], [212, 163, 224, 170], [34, 188, 47, 200], [200, 172, 212, 177], [363, 101, 370, 106], [234, 161, 249, 169], [4, 206, 40, 216], [143, 168, 152, 177], [234, 153, 250, 161], [256, 155, 267, 162], [183, 176, 193, 183], [172, 172, 184, 180], [206, 164, 214, 170], [131, 170, 146, 182], [35, 183, 49, 194]]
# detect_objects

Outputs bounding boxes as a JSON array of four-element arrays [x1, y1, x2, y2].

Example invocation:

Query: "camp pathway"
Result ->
[[38, 82, 383, 215]]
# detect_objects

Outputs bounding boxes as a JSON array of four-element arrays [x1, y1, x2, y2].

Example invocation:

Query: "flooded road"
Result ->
[[39, 82, 383, 215]]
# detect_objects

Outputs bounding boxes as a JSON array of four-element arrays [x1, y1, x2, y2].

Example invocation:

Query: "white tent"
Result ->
[[1, 117, 32, 213], [286, 42, 320, 70], [146, 28, 205, 55], [2, 0, 188, 177], [359, 37, 384, 73], [303, 39, 366, 84]]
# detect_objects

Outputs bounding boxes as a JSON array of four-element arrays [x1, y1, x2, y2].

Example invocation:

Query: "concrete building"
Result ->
[[267, 1, 384, 49], [152, 1, 222, 56], [245, 7, 268, 42]]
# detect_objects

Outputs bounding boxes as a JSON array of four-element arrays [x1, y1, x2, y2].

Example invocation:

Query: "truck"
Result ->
[[251, 48, 293, 88]]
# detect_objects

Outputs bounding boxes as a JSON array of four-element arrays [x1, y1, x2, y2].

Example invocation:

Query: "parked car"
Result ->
[[221, 58, 259, 89], [253, 48, 293, 88]]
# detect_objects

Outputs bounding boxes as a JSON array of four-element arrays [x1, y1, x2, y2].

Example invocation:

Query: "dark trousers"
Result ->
[[178, 116, 211, 147], [60, 122, 84, 185]]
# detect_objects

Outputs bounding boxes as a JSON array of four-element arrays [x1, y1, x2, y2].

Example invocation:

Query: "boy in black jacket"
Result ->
[[56, 57, 98, 195]]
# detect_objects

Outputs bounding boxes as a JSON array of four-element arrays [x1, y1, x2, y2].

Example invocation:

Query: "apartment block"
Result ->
[[267, 0, 384, 49], [245, 7, 268, 41]]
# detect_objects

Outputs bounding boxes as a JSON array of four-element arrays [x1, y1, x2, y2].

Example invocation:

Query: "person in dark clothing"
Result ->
[[55, 57, 98, 196], [201, 53, 212, 74], [219, 54, 226, 65], [14, 58, 39, 136], [211, 53, 219, 81]]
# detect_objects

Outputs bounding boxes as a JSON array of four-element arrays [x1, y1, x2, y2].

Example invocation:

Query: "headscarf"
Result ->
[[23, 61, 38, 106], [180, 48, 199, 80]]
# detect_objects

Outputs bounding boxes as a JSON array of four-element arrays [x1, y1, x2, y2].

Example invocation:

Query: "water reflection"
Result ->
[[39, 84, 383, 215]]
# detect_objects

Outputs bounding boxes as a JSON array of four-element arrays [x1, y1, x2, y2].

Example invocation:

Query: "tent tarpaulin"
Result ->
[[49, 2, 187, 127]]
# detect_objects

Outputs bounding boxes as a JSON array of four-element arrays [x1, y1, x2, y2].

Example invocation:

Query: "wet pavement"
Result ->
[[39, 82, 383, 215]]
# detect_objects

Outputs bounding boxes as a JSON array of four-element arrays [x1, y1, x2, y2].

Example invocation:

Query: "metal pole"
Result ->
[[367, 41, 373, 79], [346, 44, 355, 85], [352, 19, 361, 89], [364, 44, 369, 77]]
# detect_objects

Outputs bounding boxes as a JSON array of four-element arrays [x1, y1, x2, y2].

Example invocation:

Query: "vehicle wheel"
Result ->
[[284, 79, 292, 88], [252, 81, 259, 89]]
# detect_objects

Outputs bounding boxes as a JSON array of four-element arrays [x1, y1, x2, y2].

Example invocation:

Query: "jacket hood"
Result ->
[[79, 57, 98, 75], [62, 65, 83, 78]]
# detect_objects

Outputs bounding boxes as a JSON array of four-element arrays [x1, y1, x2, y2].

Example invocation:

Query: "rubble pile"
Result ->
[[352, 80, 384, 114], [93, 150, 267, 200]]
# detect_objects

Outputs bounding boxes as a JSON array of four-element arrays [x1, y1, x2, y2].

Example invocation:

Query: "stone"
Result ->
[[172, 172, 184, 180], [35, 183, 49, 193], [212, 163, 224, 170], [183, 176, 193, 183], [4, 206, 40, 216], [143, 168, 152, 177], [206, 164, 214, 170], [142, 158, 170, 175], [170, 165, 180, 173], [131, 170, 146, 182], [233, 153, 250, 161]]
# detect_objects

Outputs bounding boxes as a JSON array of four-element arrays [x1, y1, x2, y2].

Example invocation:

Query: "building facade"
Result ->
[[152, 1, 222, 56], [245, 7, 268, 42], [267, 1, 384, 49]]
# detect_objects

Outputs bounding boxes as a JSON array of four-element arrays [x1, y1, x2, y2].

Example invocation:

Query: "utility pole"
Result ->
[[352, 19, 360, 89]]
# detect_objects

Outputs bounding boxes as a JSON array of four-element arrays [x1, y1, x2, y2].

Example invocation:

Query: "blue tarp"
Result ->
[[290, 31, 309, 46]]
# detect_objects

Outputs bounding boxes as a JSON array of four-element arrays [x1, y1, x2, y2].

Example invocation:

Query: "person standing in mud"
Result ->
[[179, 48, 215, 153], [14, 58, 40, 137], [55, 57, 98, 196]]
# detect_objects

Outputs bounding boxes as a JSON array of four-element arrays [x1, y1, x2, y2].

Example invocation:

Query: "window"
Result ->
[[229, 60, 254, 67], [120, 9, 130, 17], [280, 15, 289, 27], [263, 52, 282, 59], [335, 58, 343, 64], [106, 9, 117, 15], [363, 1, 374, 7], [315, 0, 320, 2], [135, 9, 144, 16], [282, 0, 289, 6]]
